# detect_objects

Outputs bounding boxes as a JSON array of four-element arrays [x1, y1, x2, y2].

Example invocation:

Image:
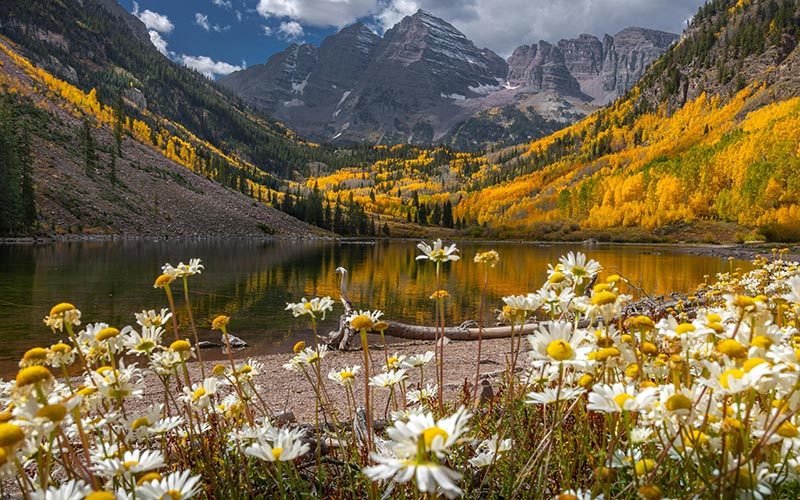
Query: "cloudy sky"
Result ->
[[120, 0, 706, 79]]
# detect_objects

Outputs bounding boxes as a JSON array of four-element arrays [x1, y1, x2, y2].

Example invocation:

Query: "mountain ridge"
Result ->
[[219, 10, 677, 150]]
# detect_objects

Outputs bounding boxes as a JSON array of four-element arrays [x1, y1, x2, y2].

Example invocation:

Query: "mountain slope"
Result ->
[[452, 0, 800, 241], [0, 0, 327, 237], [220, 11, 676, 150]]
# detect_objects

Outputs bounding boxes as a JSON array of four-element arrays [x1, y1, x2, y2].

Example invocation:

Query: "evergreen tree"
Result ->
[[80, 119, 98, 178], [442, 200, 453, 228]]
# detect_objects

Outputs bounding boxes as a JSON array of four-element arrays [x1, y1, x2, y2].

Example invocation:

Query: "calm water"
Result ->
[[0, 239, 750, 375]]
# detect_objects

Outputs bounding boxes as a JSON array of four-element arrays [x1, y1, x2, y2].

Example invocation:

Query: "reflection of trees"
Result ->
[[2, 240, 753, 367]]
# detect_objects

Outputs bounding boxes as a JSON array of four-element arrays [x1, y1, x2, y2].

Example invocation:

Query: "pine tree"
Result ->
[[80, 119, 98, 178]]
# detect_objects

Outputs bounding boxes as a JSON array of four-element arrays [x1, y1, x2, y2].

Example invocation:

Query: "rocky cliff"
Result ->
[[220, 11, 677, 149]]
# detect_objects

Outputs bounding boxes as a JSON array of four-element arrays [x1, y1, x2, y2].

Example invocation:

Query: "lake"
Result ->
[[0, 239, 752, 375]]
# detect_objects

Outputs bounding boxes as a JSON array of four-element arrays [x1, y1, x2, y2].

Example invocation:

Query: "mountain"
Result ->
[[220, 11, 677, 149], [450, 0, 800, 241], [0, 0, 337, 237]]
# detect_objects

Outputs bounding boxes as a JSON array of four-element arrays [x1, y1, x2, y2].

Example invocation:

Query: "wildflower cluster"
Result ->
[[10, 250, 800, 499]]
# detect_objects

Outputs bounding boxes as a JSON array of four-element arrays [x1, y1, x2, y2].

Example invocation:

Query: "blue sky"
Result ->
[[120, 0, 707, 79]]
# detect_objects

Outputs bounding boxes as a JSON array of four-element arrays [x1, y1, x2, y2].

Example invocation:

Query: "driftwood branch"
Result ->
[[382, 320, 540, 341]]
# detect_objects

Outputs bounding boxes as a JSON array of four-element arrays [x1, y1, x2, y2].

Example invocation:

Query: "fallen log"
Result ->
[[383, 320, 540, 341]]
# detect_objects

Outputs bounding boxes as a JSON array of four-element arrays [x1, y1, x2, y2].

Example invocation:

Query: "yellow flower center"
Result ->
[[593, 283, 612, 293], [546, 340, 574, 361], [122, 460, 139, 470], [637, 484, 663, 500], [743, 357, 768, 372], [85, 492, 117, 500], [594, 347, 621, 362], [614, 393, 634, 409], [307, 353, 320, 364], [682, 429, 708, 448], [624, 364, 640, 379], [350, 315, 374, 331], [15, 366, 52, 387], [0, 423, 25, 447], [374, 321, 389, 331], [212, 315, 230, 330], [634, 458, 656, 476], [136, 340, 156, 352], [556, 495, 579, 500], [422, 426, 449, 449], [271, 447, 283, 460], [706, 322, 724, 334], [49, 302, 76, 317], [293, 341, 306, 353], [640, 342, 658, 356], [577, 374, 594, 388], [719, 368, 744, 389], [751, 335, 773, 349], [153, 274, 175, 288], [591, 290, 617, 306], [192, 388, 207, 401], [777, 420, 799, 438], [166, 490, 183, 499], [548, 271, 565, 284], [717, 339, 747, 359], [35, 404, 67, 422], [340, 371, 355, 380], [665, 394, 693, 412], [95, 327, 120, 342], [212, 364, 227, 376], [626, 315, 655, 331], [50, 343, 72, 354], [137, 472, 163, 485], [0, 448, 6, 466], [22, 347, 49, 362], [170, 340, 192, 353], [733, 295, 756, 310], [132, 417, 150, 430], [707, 313, 723, 323], [675, 323, 696, 334]]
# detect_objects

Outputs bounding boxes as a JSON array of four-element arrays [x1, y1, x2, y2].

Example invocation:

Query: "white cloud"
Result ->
[[132, 1, 174, 34], [373, 0, 705, 57], [262, 25, 274, 36], [256, 0, 380, 28], [196, 12, 231, 32], [236, 10, 243, 22], [196, 12, 211, 31], [179, 55, 243, 78], [148, 30, 169, 55], [212, 0, 233, 8], [279, 20, 304, 39]]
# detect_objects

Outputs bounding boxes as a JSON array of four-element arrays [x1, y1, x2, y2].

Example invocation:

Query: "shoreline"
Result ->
[[0, 234, 784, 260]]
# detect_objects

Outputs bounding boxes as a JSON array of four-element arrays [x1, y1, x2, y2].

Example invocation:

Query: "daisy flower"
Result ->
[[122, 325, 164, 355], [135, 308, 172, 328], [468, 435, 512, 468], [161, 258, 204, 278], [136, 470, 202, 500], [587, 383, 658, 413], [285, 296, 335, 320], [559, 251, 602, 282], [370, 370, 408, 388], [244, 427, 310, 462], [363, 453, 463, 499], [29, 479, 91, 500], [416, 239, 460, 263], [328, 365, 361, 387], [402, 351, 435, 369]]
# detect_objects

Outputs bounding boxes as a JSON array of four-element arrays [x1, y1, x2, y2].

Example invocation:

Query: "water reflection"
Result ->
[[0, 240, 751, 374]]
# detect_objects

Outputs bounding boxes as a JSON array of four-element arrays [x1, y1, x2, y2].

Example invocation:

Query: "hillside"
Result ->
[[0, 40, 319, 238], [272, 0, 800, 244], [450, 0, 800, 241]]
